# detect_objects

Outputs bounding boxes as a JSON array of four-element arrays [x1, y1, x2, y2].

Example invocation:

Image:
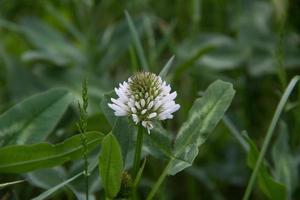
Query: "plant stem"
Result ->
[[223, 115, 248, 151], [242, 76, 300, 200], [146, 160, 172, 200], [133, 125, 144, 180], [83, 142, 89, 200], [77, 79, 89, 200]]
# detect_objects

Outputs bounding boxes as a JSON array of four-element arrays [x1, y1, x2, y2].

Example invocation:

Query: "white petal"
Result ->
[[115, 111, 128, 116], [142, 121, 153, 134], [108, 103, 122, 112], [132, 114, 139, 124], [131, 107, 137, 113], [147, 101, 154, 110], [148, 112, 157, 119], [169, 104, 180, 113], [140, 99, 145, 107], [162, 91, 177, 103], [135, 101, 141, 109], [153, 100, 162, 110], [111, 98, 129, 111]]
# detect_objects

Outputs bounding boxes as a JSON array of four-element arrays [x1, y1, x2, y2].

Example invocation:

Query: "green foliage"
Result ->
[[244, 134, 286, 200], [125, 11, 149, 71], [272, 121, 298, 199], [76, 79, 90, 200], [117, 171, 133, 199], [0, 180, 24, 189], [0, 0, 300, 199], [32, 158, 100, 200], [0, 131, 104, 173], [32, 173, 82, 200], [98, 133, 123, 199], [169, 80, 235, 175], [158, 55, 175, 78], [0, 89, 72, 146], [100, 93, 134, 162]]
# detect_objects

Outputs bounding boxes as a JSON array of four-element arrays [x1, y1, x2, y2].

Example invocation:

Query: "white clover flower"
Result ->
[[108, 72, 180, 134]]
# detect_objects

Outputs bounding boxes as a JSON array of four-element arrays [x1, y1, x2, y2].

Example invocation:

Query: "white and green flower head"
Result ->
[[108, 72, 180, 133]]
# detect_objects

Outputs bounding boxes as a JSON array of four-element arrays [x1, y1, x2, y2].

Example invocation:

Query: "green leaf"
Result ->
[[133, 158, 147, 188], [168, 80, 235, 175], [159, 55, 175, 78], [19, 17, 84, 66], [32, 173, 82, 200], [99, 133, 123, 199], [0, 180, 24, 189], [244, 134, 286, 200], [144, 122, 173, 159], [272, 121, 298, 198], [0, 47, 40, 101], [27, 167, 67, 189], [0, 131, 104, 173], [100, 93, 134, 162], [125, 11, 149, 71], [0, 89, 73, 146], [173, 46, 214, 81], [32, 157, 99, 200]]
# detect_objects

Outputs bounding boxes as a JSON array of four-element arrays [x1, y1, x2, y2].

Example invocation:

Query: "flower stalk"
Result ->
[[132, 124, 144, 180]]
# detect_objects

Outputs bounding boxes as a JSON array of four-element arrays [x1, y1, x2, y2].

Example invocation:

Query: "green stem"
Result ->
[[242, 76, 300, 200], [132, 125, 144, 180], [146, 160, 172, 200], [223, 115, 248, 151], [83, 146, 89, 200]]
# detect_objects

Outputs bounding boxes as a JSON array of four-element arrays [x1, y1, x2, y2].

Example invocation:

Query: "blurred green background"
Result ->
[[0, 0, 300, 199]]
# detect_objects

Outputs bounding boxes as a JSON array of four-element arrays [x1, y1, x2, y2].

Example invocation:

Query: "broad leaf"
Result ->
[[100, 93, 134, 163], [0, 89, 72, 146], [244, 134, 286, 200], [168, 80, 235, 175], [99, 133, 123, 199], [0, 131, 104, 173], [144, 122, 173, 159]]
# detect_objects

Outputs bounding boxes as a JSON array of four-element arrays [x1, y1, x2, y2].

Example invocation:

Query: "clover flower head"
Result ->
[[108, 72, 180, 133]]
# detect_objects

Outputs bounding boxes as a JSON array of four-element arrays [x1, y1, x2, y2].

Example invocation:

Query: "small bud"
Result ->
[[116, 171, 133, 199]]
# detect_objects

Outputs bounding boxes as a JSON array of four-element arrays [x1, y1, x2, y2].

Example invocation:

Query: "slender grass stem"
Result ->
[[83, 141, 89, 200], [77, 79, 89, 200], [146, 160, 172, 200], [132, 125, 144, 180], [223, 115, 248, 151], [242, 76, 300, 200]]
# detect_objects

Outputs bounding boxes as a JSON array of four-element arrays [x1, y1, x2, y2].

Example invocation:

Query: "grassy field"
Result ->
[[0, 0, 300, 199]]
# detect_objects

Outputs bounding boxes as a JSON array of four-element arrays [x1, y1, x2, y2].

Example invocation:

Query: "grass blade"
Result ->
[[0, 180, 24, 189], [159, 55, 175, 78], [133, 158, 147, 188], [32, 156, 99, 200], [125, 11, 149, 71], [32, 173, 82, 200], [243, 76, 300, 200]]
